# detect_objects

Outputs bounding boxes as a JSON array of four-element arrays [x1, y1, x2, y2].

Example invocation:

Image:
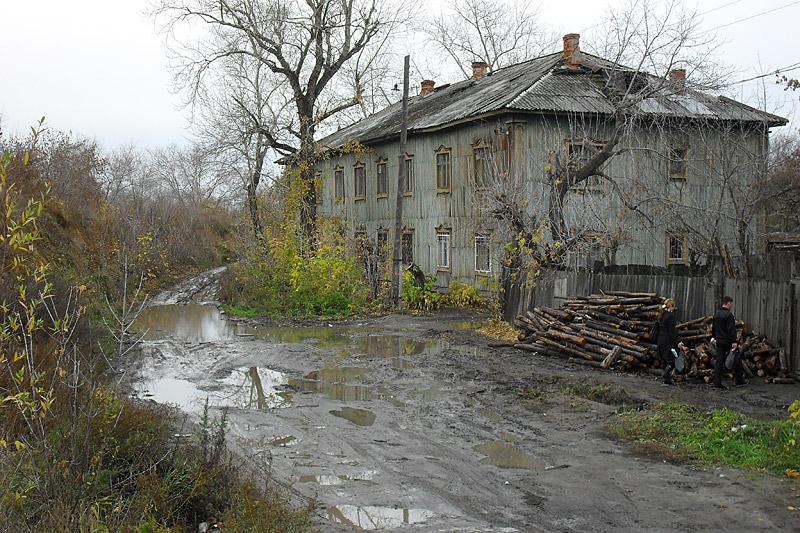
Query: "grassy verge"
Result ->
[[559, 380, 639, 407], [610, 400, 800, 477]]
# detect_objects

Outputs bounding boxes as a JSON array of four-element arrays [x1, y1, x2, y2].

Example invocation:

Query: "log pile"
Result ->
[[512, 290, 795, 384]]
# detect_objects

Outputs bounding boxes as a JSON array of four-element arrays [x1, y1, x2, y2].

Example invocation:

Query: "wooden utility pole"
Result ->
[[391, 55, 410, 309]]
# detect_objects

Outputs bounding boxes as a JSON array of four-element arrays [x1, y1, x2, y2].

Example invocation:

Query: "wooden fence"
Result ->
[[504, 271, 800, 373]]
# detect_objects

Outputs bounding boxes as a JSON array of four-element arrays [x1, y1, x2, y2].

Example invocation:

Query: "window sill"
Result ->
[[402, 192, 413, 197], [436, 266, 451, 272], [669, 175, 687, 181], [376, 194, 388, 199], [475, 270, 491, 276], [354, 196, 366, 202], [666, 259, 687, 265], [436, 189, 451, 194]]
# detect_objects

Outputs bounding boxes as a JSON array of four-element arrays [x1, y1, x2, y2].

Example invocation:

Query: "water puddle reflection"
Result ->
[[473, 442, 544, 470], [329, 407, 376, 426], [327, 505, 435, 530], [355, 335, 438, 357], [134, 304, 237, 342], [136, 367, 291, 412]]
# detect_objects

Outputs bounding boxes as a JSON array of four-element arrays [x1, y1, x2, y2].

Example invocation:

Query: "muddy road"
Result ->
[[129, 270, 799, 531]]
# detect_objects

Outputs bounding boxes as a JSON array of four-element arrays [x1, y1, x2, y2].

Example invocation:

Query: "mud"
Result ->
[[128, 269, 800, 531]]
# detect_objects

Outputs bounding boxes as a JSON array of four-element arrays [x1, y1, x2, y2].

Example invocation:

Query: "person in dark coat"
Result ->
[[657, 298, 685, 385], [712, 295, 745, 389]]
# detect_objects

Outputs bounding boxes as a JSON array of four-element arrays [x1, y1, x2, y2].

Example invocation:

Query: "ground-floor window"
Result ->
[[401, 229, 414, 264], [666, 232, 687, 264], [475, 234, 490, 273], [436, 229, 451, 270]]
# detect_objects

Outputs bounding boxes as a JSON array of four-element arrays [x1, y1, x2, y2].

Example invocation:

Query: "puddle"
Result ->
[[327, 505, 435, 530], [473, 442, 544, 470], [355, 335, 439, 357], [304, 367, 366, 383], [137, 377, 204, 412], [134, 304, 237, 342], [289, 366, 371, 402], [329, 407, 376, 426], [298, 471, 378, 486], [136, 367, 291, 412], [249, 326, 353, 348], [290, 378, 373, 401], [299, 474, 344, 486]]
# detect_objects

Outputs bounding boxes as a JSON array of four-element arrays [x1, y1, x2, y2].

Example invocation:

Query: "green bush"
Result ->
[[220, 219, 367, 318], [442, 279, 485, 308], [402, 271, 442, 312]]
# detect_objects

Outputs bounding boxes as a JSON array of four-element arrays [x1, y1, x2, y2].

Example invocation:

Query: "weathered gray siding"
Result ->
[[317, 112, 767, 287]]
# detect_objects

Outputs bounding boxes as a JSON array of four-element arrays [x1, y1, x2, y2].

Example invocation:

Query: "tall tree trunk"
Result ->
[[297, 115, 318, 253], [247, 146, 266, 244]]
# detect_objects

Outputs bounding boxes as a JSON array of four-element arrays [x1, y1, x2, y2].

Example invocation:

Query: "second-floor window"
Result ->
[[669, 146, 688, 179], [435, 147, 451, 192], [473, 145, 491, 189], [568, 141, 604, 191], [403, 154, 414, 195], [354, 162, 366, 200], [376, 160, 388, 198], [334, 168, 344, 201]]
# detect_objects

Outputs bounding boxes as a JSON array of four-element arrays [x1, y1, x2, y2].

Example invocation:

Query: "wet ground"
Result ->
[[129, 269, 800, 531]]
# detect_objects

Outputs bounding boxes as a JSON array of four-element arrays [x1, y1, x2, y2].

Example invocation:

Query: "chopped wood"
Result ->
[[513, 290, 787, 385]]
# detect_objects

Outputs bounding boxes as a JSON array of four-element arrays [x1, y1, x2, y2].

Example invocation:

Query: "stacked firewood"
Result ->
[[513, 290, 795, 384]]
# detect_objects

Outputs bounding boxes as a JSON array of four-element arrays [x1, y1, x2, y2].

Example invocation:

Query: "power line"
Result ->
[[707, 0, 800, 31], [726, 63, 800, 86]]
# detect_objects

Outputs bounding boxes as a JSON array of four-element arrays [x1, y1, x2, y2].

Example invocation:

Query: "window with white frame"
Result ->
[[436, 229, 451, 270], [475, 234, 490, 273], [666, 232, 687, 264], [435, 147, 451, 192]]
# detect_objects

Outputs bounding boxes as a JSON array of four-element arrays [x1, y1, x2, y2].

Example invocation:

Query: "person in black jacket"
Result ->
[[712, 296, 745, 389], [657, 298, 685, 385]]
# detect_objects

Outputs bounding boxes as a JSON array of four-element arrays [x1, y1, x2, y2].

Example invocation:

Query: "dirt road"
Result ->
[[129, 270, 800, 531]]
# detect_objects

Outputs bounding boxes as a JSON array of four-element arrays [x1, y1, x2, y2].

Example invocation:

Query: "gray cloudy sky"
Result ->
[[1, 0, 797, 148]]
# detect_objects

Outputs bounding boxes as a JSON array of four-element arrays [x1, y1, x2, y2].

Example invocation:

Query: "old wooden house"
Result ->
[[315, 33, 787, 289]]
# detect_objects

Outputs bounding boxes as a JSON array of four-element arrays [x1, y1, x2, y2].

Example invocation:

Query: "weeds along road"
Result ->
[[128, 269, 799, 531]]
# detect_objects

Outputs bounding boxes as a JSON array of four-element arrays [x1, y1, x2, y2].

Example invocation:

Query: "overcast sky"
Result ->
[[1, 0, 798, 148]]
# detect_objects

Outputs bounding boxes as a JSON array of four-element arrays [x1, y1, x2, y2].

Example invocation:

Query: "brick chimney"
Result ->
[[562, 33, 582, 68], [420, 79, 435, 96], [472, 61, 488, 78], [668, 68, 686, 94]]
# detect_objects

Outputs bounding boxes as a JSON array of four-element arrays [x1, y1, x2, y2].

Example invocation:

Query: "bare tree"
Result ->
[[472, 0, 741, 282], [421, 0, 553, 77], [154, 0, 404, 248]]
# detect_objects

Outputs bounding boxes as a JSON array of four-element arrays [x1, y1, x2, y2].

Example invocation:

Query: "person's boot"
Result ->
[[663, 365, 675, 385]]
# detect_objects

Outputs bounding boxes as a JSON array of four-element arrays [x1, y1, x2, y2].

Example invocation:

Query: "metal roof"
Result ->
[[320, 52, 787, 148]]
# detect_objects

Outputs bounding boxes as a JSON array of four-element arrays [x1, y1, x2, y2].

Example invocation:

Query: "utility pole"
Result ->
[[391, 55, 410, 310]]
